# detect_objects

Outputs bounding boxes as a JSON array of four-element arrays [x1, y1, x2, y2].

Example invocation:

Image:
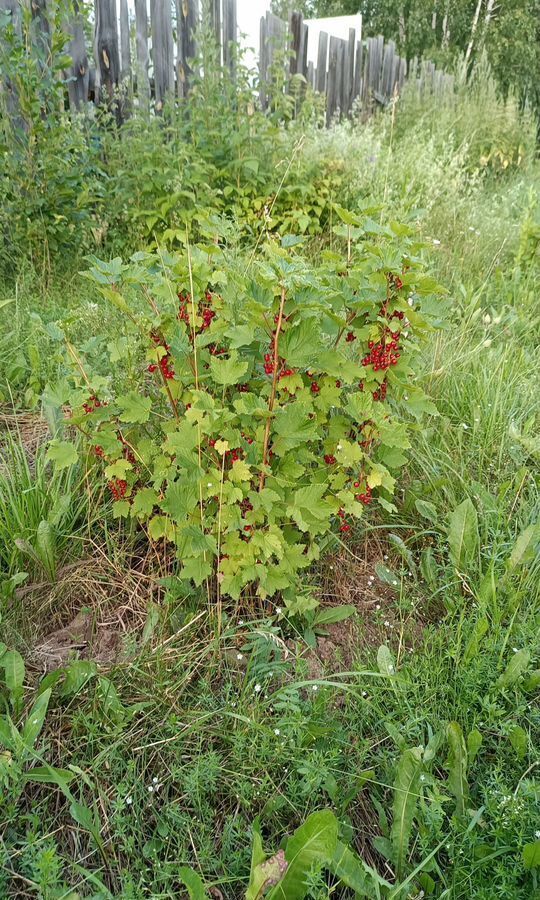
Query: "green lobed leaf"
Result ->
[[267, 810, 338, 900]]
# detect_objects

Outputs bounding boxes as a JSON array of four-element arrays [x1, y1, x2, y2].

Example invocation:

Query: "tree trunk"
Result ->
[[465, 0, 484, 66]]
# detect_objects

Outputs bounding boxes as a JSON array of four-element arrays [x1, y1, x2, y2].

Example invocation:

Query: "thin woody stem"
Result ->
[[259, 284, 286, 491]]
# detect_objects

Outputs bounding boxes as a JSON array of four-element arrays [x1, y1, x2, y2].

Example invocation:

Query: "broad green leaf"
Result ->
[[495, 649, 530, 690], [446, 722, 468, 816], [25, 766, 76, 785], [60, 660, 97, 697], [280, 320, 325, 368], [273, 402, 317, 452], [313, 605, 355, 627], [414, 499, 438, 523], [287, 485, 333, 533], [329, 841, 390, 898], [117, 391, 152, 423], [209, 351, 249, 386], [508, 724, 528, 760], [267, 810, 338, 900], [391, 746, 423, 879], [448, 499, 478, 569], [21, 689, 51, 751], [178, 866, 210, 899], [523, 841, 540, 870], [46, 439, 79, 471], [247, 850, 288, 900], [0, 649, 25, 704], [131, 488, 159, 518], [466, 728, 482, 765], [375, 563, 399, 587], [161, 481, 199, 522], [377, 644, 396, 677], [507, 524, 539, 570]]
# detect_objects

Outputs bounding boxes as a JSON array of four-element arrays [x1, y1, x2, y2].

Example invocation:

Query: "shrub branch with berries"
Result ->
[[46, 208, 444, 612]]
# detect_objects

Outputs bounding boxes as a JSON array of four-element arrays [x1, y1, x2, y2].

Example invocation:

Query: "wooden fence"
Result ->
[[0, 0, 452, 124]]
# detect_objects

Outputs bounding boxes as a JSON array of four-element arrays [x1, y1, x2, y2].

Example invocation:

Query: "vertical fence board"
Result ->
[[289, 10, 302, 76], [177, 0, 199, 98], [134, 0, 149, 110], [326, 34, 339, 125], [315, 30, 327, 93], [67, 0, 89, 110], [210, 0, 221, 64], [151, 0, 174, 110], [345, 27, 354, 113], [94, 0, 121, 118], [119, 0, 130, 78], [223, 0, 236, 76], [352, 39, 362, 106]]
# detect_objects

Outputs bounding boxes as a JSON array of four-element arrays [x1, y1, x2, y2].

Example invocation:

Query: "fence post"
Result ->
[[94, 0, 122, 121], [67, 0, 89, 110], [177, 0, 199, 99], [151, 0, 174, 111], [316, 30, 327, 94], [326, 35, 339, 125], [134, 0, 149, 111], [222, 0, 236, 78]]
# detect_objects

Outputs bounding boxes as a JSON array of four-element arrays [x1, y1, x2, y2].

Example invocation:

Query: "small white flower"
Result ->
[[483, 313, 491, 324], [152, 776, 158, 784], [513, 647, 518, 653], [468, 226, 475, 231], [420, 774, 426, 782], [236, 653, 243, 660], [207, 482, 212, 488], [384, 620, 390, 627], [384, 554, 389, 560], [254, 683, 261, 693], [312, 685, 318, 692], [461, 423, 468, 429], [483, 339, 492, 348], [274, 728, 280, 735], [376, 604, 381, 610], [147, 786, 154, 793], [238, 620, 244, 626], [392, 580, 398, 586], [275, 607, 282, 614], [362, 690, 367, 697], [493, 315, 502, 325], [408, 297, 414, 307], [432, 239, 441, 246], [126, 796, 133, 805], [388, 664, 395, 674], [535, 830, 540, 838], [404, 394, 409, 400], [337, 443, 342, 450]]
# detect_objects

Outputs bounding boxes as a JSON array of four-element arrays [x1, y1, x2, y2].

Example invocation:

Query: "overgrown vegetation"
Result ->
[[1, 29, 539, 900]]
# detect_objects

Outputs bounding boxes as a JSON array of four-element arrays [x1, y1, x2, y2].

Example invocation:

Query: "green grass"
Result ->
[[0, 76, 539, 898]]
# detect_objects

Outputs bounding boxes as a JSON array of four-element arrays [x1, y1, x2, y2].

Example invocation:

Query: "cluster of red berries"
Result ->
[[361, 335, 401, 371], [372, 381, 388, 402], [346, 331, 356, 343], [94, 445, 105, 458], [353, 481, 372, 505], [178, 291, 216, 331], [390, 275, 403, 290], [311, 381, 320, 394], [240, 498, 253, 516], [108, 479, 127, 501], [324, 453, 336, 465], [83, 395, 103, 414], [148, 353, 175, 380], [337, 508, 351, 533], [264, 351, 275, 375]]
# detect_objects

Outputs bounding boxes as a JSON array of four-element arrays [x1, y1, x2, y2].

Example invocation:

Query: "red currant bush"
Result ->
[[47, 221, 445, 612]]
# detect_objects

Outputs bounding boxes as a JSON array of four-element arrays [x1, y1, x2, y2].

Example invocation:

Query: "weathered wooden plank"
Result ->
[[119, 0, 131, 79], [177, 0, 199, 98], [299, 22, 308, 77], [151, 0, 174, 110], [326, 34, 339, 125], [307, 59, 314, 89], [381, 38, 394, 99], [398, 55, 407, 91], [352, 39, 362, 106], [345, 27, 354, 113], [94, 0, 122, 118], [134, 0, 149, 110], [337, 37, 346, 117], [259, 14, 267, 108], [31, 0, 51, 61], [223, 0, 236, 77], [210, 0, 221, 65], [315, 30, 327, 94], [67, 0, 89, 110], [289, 10, 302, 76]]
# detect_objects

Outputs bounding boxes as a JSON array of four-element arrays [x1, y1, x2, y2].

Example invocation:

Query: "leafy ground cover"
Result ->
[[0, 59, 539, 900]]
